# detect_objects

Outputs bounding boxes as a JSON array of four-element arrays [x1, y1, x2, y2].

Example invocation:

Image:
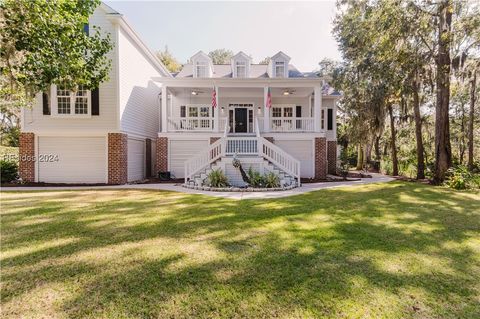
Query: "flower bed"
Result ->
[[182, 183, 297, 192]]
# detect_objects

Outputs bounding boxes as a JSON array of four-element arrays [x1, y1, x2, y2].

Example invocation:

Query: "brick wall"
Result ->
[[314, 137, 327, 180], [19, 132, 35, 182], [108, 133, 127, 185], [327, 140, 337, 175], [156, 137, 168, 173]]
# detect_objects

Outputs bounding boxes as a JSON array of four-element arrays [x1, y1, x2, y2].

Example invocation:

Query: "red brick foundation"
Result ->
[[19, 132, 35, 182], [156, 137, 168, 173], [327, 140, 337, 175], [314, 137, 327, 180], [210, 137, 220, 144], [108, 133, 128, 185]]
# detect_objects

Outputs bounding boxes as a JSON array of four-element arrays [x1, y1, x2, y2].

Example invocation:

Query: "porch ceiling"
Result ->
[[169, 87, 314, 98]]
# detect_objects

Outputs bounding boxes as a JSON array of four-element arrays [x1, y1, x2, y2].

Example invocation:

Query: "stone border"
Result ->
[[182, 184, 297, 192]]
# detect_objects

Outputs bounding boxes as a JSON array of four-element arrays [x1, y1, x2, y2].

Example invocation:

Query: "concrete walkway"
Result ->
[[1, 173, 395, 200]]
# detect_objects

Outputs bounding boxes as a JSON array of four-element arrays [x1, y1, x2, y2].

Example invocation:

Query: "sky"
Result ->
[[105, 1, 341, 72]]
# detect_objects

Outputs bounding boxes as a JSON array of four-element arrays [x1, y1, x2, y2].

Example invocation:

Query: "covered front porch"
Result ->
[[155, 78, 325, 134]]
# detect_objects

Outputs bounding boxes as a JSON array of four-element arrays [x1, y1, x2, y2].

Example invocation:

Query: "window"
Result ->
[[200, 106, 209, 117], [188, 107, 198, 117], [54, 85, 90, 116], [57, 88, 71, 114], [235, 61, 246, 78], [275, 61, 285, 78], [321, 109, 325, 130], [195, 62, 207, 77], [272, 107, 282, 118], [327, 108, 333, 130], [283, 107, 293, 117]]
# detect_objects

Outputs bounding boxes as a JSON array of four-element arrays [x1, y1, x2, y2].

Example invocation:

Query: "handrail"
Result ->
[[261, 137, 301, 186], [184, 137, 224, 183]]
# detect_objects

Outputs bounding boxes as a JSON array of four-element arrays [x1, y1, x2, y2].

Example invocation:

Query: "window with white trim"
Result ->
[[185, 105, 213, 129], [274, 61, 285, 78], [235, 61, 246, 78], [195, 62, 207, 77], [53, 85, 91, 116]]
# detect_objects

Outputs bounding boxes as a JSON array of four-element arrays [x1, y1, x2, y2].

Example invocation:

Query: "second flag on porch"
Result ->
[[212, 86, 217, 108]]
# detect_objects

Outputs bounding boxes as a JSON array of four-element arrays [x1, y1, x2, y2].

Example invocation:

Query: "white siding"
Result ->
[[169, 139, 209, 178], [274, 139, 314, 178], [38, 136, 107, 183], [128, 138, 145, 182], [22, 6, 119, 133], [118, 27, 162, 139]]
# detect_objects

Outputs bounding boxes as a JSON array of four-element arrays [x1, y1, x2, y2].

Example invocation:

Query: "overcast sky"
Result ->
[[105, 1, 341, 71]]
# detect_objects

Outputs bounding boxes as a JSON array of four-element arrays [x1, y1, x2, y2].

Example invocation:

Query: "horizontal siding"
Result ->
[[169, 139, 209, 178], [38, 136, 107, 183], [274, 139, 314, 178], [127, 138, 145, 182], [22, 6, 118, 133], [118, 27, 162, 138]]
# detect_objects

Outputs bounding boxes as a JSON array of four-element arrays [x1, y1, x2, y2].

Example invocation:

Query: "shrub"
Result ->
[[445, 165, 480, 190], [380, 158, 393, 175], [264, 172, 280, 188], [206, 169, 229, 187], [1, 160, 18, 183], [247, 167, 264, 188]]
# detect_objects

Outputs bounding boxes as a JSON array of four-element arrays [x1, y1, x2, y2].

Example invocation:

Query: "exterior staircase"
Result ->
[[184, 119, 301, 188]]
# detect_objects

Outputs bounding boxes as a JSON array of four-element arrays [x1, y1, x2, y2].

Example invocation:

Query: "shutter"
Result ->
[[91, 88, 99, 115], [180, 105, 186, 117], [327, 108, 333, 130], [296, 105, 302, 117], [42, 92, 50, 115]]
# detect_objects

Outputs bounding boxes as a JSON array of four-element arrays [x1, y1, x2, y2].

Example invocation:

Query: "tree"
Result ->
[[156, 46, 181, 73], [0, 0, 113, 113], [258, 57, 271, 65], [208, 49, 234, 64]]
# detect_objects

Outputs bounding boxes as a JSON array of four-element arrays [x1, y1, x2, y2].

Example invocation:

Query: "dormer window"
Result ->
[[235, 61, 246, 78], [195, 61, 207, 78], [275, 61, 285, 78]]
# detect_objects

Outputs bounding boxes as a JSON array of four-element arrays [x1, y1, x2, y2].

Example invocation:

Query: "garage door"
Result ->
[[274, 140, 314, 178], [38, 136, 106, 183], [128, 138, 145, 182], [169, 139, 209, 178]]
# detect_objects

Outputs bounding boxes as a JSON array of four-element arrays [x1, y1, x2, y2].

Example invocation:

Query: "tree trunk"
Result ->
[[356, 144, 364, 170], [434, 0, 453, 184], [413, 75, 425, 179], [459, 102, 466, 165], [374, 135, 381, 161], [388, 104, 399, 176], [468, 70, 476, 170]]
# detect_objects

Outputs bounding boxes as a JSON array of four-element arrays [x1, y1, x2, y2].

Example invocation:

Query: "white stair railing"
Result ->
[[255, 118, 301, 186], [184, 123, 229, 183]]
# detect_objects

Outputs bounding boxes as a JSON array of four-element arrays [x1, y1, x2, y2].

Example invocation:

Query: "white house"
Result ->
[[19, 3, 340, 186]]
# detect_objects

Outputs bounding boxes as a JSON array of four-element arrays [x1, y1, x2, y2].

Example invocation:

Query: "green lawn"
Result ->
[[1, 182, 479, 319]]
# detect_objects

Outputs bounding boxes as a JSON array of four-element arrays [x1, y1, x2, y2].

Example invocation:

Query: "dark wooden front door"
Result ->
[[234, 108, 248, 133]]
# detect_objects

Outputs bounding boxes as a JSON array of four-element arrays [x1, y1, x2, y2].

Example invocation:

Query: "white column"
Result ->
[[263, 86, 270, 132], [214, 86, 220, 132], [314, 85, 322, 132], [161, 85, 168, 133]]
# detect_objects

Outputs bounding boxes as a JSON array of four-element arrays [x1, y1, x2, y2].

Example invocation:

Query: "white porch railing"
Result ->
[[184, 122, 229, 182], [257, 117, 315, 132], [168, 117, 227, 132], [226, 137, 258, 155]]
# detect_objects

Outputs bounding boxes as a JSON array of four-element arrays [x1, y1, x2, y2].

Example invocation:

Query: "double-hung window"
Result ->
[[195, 62, 207, 78], [235, 61, 246, 78], [275, 61, 285, 78], [52, 85, 91, 117], [271, 105, 294, 131], [186, 105, 213, 129]]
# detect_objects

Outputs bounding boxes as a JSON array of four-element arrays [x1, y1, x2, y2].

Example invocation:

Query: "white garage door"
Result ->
[[38, 137, 106, 183], [274, 140, 314, 178], [169, 139, 209, 178], [128, 138, 145, 182]]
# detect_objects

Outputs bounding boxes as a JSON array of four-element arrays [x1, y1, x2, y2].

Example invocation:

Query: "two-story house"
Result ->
[[19, 3, 340, 187]]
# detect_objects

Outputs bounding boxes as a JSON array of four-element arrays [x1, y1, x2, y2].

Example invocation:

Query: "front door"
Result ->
[[234, 108, 248, 133]]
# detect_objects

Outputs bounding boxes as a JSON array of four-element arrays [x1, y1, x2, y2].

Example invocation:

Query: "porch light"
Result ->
[[191, 90, 198, 95], [283, 91, 290, 96]]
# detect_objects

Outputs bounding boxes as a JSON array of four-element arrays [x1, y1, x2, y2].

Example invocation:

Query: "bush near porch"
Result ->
[[1, 182, 479, 318]]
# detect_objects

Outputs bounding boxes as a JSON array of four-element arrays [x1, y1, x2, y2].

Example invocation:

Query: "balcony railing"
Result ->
[[258, 117, 315, 132], [167, 117, 227, 132]]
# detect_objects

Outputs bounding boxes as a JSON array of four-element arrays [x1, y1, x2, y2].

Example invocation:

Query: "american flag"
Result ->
[[212, 86, 217, 108], [266, 87, 272, 108]]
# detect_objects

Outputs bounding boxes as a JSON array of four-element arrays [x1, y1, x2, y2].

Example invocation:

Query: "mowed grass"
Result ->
[[1, 182, 479, 319]]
